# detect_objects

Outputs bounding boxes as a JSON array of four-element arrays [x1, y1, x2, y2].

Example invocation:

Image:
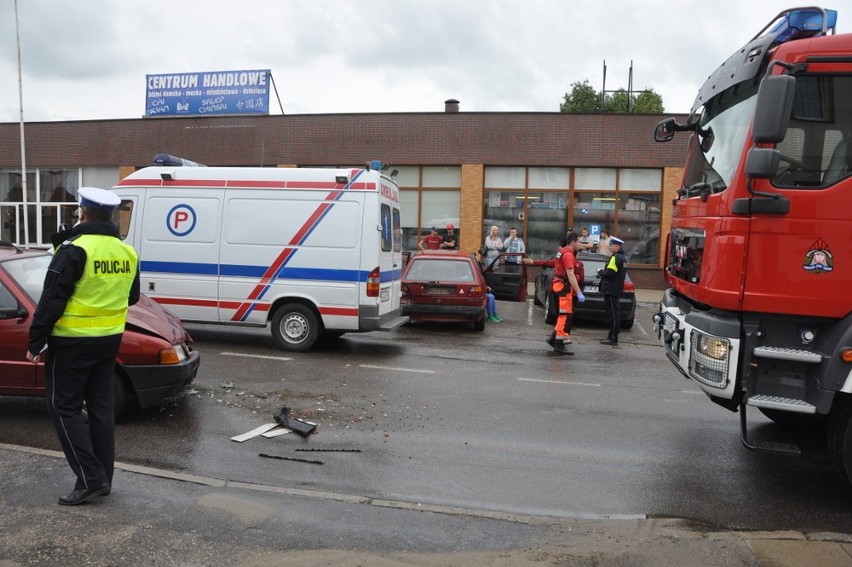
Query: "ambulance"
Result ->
[[112, 161, 408, 351]]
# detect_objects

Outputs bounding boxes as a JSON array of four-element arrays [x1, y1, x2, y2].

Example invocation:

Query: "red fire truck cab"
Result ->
[[651, 7, 852, 489]]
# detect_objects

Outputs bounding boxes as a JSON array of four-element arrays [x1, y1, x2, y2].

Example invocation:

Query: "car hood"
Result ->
[[126, 294, 186, 345]]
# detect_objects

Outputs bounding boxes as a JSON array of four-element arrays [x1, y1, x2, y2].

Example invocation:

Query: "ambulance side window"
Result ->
[[392, 208, 401, 253], [380, 204, 392, 252], [117, 199, 134, 240]]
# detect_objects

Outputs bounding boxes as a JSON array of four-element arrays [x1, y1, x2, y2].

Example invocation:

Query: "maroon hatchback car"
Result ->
[[0, 242, 200, 418], [401, 251, 488, 331]]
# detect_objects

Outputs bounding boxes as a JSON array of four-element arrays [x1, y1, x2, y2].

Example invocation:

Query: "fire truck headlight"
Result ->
[[696, 334, 729, 360]]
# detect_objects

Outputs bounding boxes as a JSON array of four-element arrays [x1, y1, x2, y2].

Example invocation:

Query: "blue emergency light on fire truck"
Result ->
[[112, 158, 408, 352]]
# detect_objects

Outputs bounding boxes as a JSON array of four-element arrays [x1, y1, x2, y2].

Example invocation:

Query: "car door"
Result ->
[[0, 277, 37, 392], [483, 252, 528, 301]]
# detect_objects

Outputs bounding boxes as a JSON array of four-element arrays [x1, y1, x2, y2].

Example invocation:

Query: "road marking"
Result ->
[[633, 320, 648, 336], [221, 352, 292, 361], [519, 377, 601, 387], [360, 364, 435, 374]]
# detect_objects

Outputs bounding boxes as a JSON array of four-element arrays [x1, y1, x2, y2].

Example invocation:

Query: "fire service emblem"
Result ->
[[803, 238, 833, 274]]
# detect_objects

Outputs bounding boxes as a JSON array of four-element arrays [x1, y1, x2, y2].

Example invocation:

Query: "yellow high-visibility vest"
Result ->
[[53, 234, 138, 337]]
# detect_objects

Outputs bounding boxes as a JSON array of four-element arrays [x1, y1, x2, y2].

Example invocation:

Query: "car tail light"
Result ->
[[468, 285, 485, 295], [624, 279, 635, 292], [401, 283, 410, 298], [366, 267, 380, 297]]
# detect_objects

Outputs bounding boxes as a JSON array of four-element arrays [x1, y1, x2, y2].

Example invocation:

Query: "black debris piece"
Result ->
[[258, 453, 323, 465], [273, 406, 317, 437], [294, 448, 362, 453]]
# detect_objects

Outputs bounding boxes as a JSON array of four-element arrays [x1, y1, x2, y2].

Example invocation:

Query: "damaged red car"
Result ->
[[401, 251, 489, 331], [0, 242, 200, 418]]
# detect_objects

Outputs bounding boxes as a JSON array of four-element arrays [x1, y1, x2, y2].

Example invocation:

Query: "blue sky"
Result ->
[[0, 1, 835, 121]]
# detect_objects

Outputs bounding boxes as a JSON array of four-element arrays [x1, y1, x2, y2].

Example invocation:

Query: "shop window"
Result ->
[[619, 193, 661, 265]]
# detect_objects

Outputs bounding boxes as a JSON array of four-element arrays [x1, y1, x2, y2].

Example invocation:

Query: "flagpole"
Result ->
[[14, 0, 28, 247]]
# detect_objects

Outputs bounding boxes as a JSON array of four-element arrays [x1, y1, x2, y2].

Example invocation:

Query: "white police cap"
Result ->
[[610, 236, 624, 246], [78, 187, 120, 211]]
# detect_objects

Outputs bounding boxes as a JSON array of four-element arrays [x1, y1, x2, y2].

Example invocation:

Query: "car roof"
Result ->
[[577, 252, 610, 261], [414, 250, 477, 260]]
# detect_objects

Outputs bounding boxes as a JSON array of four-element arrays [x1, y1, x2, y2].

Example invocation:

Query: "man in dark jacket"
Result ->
[[598, 236, 627, 346]]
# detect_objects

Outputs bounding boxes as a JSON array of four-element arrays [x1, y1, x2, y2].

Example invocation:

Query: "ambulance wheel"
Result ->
[[271, 304, 319, 352]]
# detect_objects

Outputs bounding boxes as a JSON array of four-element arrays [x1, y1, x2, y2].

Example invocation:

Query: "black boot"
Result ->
[[546, 333, 556, 347], [553, 340, 574, 355]]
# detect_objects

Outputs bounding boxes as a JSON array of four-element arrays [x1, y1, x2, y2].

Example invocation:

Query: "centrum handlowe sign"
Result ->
[[145, 69, 271, 117]]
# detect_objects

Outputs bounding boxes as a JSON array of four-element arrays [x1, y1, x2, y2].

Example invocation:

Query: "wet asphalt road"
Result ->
[[2, 298, 852, 535]]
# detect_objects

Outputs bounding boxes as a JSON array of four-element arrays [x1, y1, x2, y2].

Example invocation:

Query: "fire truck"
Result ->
[[651, 7, 852, 488]]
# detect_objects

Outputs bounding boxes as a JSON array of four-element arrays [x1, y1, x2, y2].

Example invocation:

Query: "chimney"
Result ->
[[444, 99, 460, 113]]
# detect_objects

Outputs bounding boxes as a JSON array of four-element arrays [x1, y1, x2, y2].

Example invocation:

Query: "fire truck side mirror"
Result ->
[[654, 118, 677, 143], [745, 148, 781, 179], [752, 75, 796, 144]]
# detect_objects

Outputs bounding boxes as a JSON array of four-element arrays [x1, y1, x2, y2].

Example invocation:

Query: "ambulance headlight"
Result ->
[[695, 334, 729, 360]]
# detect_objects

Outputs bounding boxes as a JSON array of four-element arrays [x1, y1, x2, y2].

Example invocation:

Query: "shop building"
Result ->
[[0, 106, 688, 289]]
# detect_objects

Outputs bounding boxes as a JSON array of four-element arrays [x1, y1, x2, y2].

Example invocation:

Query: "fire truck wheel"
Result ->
[[828, 397, 852, 493], [759, 408, 827, 431], [271, 304, 320, 352]]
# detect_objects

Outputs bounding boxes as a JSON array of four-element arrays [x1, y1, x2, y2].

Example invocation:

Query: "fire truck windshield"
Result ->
[[681, 88, 758, 198]]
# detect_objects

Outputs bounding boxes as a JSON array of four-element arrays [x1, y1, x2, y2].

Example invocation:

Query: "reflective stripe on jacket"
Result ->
[[53, 234, 139, 337]]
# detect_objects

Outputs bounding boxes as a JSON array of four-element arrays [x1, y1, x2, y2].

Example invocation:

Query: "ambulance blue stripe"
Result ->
[[141, 261, 219, 275], [140, 261, 402, 283]]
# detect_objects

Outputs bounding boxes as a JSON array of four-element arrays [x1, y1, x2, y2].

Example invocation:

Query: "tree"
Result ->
[[632, 89, 665, 113], [559, 80, 601, 113], [560, 82, 664, 114]]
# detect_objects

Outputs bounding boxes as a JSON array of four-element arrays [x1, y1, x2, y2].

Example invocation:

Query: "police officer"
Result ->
[[598, 236, 627, 346], [26, 187, 140, 506], [524, 232, 585, 354]]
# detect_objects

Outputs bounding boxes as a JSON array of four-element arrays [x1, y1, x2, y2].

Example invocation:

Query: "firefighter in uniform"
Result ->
[[599, 236, 626, 346], [26, 187, 140, 506], [524, 232, 585, 354]]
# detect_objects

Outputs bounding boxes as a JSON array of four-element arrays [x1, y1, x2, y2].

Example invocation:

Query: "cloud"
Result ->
[[0, 0, 837, 121]]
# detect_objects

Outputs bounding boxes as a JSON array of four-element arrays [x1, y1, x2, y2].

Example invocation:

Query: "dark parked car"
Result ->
[[533, 252, 635, 328], [401, 250, 488, 331], [0, 242, 200, 418]]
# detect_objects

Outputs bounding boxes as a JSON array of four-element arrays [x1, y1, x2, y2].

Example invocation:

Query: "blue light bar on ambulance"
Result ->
[[152, 153, 205, 167], [366, 160, 391, 172], [766, 8, 837, 45]]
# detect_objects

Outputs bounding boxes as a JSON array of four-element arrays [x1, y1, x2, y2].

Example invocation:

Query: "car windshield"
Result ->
[[407, 259, 474, 282], [2, 254, 51, 303]]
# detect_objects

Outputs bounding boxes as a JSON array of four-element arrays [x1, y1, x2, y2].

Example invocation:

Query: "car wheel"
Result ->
[[473, 317, 486, 332], [533, 281, 543, 306], [621, 316, 634, 329], [544, 291, 557, 325], [271, 303, 320, 352], [113, 372, 130, 421]]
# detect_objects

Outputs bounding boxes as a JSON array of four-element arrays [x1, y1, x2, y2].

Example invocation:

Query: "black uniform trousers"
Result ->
[[44, 334, 122, 490], [603, 294, 621, 343]]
